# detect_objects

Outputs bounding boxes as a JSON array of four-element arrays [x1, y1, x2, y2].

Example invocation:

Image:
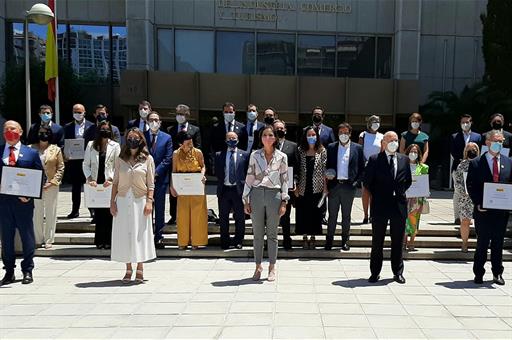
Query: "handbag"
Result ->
[[421, 199, 430, 214]]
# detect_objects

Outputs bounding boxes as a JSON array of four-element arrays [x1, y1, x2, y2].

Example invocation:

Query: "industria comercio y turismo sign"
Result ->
[[217, 0, 352, 22]]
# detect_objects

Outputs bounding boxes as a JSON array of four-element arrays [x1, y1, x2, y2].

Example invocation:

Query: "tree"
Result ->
[[481, 0, 512, 96]]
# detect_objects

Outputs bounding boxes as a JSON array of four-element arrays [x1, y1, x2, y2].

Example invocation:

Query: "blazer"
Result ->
[[27, 121, 65, 149], [127, 118, 147, 131], [326, 141, 365, 190], [278, 139, 299, 185], [30, 144, 65, 186], [243, 120, 265, 151], [144, 129, 173, 184], [211, 120, 248, 153], [297, 147, 327, 196], [64, 120, 94, 140], [214, 148, 250, 196], [306, 124, 336, 147], [167, 123, 202, 150], [450, 131, 482, 171], [83, 123, 121, 144], [466, 152, 512, 209], [82, 139, 121, 182], [363, 152, 412, 218]]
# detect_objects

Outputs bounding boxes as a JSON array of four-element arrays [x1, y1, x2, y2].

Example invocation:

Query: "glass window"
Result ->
[[175, 30, 214, 73], [376, 37, 392, 79], [157, 29, 174, 71], [297, 34, 335, 77], [11, 23, 67, 65], [112, 26, 127, 83], [216, 31, 255, 74], [257, 33, 295, 76], [337, 36, 375, 78], [69, 25, 110, 82]]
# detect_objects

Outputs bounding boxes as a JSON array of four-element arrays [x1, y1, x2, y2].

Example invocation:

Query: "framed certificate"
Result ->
[[172, 173, 204, 195], [64, 138, 85, 160], [406, 174, 430, 198], [0, 166, 43, 199], [483, 182, 512, 210], [84, 184, 112, 208], [481, 145, 510, 157]]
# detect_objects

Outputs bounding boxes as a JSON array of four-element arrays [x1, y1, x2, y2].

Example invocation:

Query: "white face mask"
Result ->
[[411, 122, 420, 130], [370, 123, 380, 131], [387, 141, 399, 153], [408, 152, 418, 161], [73, 113, 84, 122], [224, 113, 235, 123], [339, 134, 350, 144], [247, 111, 257, 121], [139, 109, 149, 118], [176, 115, 186, 125], [461, 122, 471, 131], [149, 121, 160, 132]]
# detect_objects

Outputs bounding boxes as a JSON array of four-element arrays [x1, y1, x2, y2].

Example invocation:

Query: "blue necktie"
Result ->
[[248, 122, 253, 135], [229, 150, 236, 184]]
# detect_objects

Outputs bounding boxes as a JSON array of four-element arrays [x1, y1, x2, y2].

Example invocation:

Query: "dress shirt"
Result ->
[[139, 119, 149, 132], [485, 152, 501, 175], [113, 156, 155, 198], [246, 120, 258, 150], [463, 131, 472, 145], [179, 122, 189, 132], [75, 120, 86, 139], [385, 150, 398, 178], [2, 141, 21, 165], [337, 142, 350, 180], [225, 121, 234, 132], [224, 148, 238, 186]]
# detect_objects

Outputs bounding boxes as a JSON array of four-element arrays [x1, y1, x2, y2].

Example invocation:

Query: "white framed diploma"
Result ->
[[64, 138, 85, 160], [0, 166, 43, 198], [172, 173, 204, 195], [483, 182, 512, 210], [406, 174, 430, 198], [481, 145, 510, 157], [84, 184, 112, 208], [287, 167, 293, 188]]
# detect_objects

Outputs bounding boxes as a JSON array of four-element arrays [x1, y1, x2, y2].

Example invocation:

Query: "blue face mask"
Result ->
[[490, 141, 503, 154], [41, 113, 52, 123], [307, 136, 317, 145], [226, 139, 238, 149]]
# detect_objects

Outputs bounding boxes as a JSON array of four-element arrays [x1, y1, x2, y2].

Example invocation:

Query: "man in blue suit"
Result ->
[[215, 131, 250, 249], [145, 112, 173, 249], [325, 123, 365, 251], [310, 106, 336, 147], [467, 130, 511, 285], [244, 104, 265, 152], [0, 120, 43, 285], [450, 114, 482, 224], [127, 100, 151, 133], [27, 104, 65, 149]]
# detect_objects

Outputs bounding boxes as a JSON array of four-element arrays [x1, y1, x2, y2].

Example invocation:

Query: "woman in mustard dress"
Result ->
[[170, 132, 208, 249]]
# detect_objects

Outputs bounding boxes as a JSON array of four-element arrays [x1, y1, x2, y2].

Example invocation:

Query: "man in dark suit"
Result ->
[[311, 106, 336, 147], [325, 123, 365, 251], [210, 102, 248, 155], [215, 131, 250, 249], [450, 114, 482, 224], [27, 104, 65, 149], [166, 104, 201, 225], [363, 131, 412, 284], [244, 104, 265, 152], [145, 112, 173, 249], [63, 104, 94, 218], [83, 104, 121, 144], [274, 120, 299, 250], [126, 100, 151, 133], [0, 120, 43, 285], [483, 113, 512, 148], [466, 130, 511, 285]]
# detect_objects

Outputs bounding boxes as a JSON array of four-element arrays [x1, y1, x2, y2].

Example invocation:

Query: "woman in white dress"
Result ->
[[110, 127, 156, 283]]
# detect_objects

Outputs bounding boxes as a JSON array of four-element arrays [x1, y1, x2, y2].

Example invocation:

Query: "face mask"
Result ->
[[467, 150, 478, 159], [264, 116, 274, 125], [247, 111, 257, 121], [127, 138, 140, 149], [176, 115, 186, 125], [224, 113, 235, 123], [97, 115, 108, 124], [492, 121, 503, 130], [312, 116, 322, 125], [339, 134, 350, 144], [40, 113, 52, 123], [99, 129, 111, 138], [38, 133, 51, 142], [226, 139, 238, 148], [4, 130, 20, 143], [387, 141, 399, 153], [370, 123, 380, 131], [139, 109, 148, 118], [461, 122, 471, 131], [149, 121, 160, 132], [73, 113, 84, 122], [411, 122, 420, 129], [408, 152, 418, 161], [307, 136, 317, 145], [276, 130, 285, 139], [490, 141, 503, 154]]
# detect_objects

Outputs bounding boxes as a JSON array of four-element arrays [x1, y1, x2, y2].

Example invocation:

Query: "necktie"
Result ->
[[151, 134, 157, 152], [229, 150, 236, 184], [180, 124, 186, 132], [493, 157, 499, 182], [248, 122, 253, 136], [389, 154, 395, 179], [228, 122, 233, 132], [8, 146, 16, 166], [143, 121, 147, 131]]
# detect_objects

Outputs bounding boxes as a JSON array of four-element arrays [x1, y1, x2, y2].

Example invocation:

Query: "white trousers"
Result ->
[[33, 185, 59, 245]]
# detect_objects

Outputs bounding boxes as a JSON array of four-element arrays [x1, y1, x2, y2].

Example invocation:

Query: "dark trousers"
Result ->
[[0, 198, 35, 274], [218, 186, 245, 248], [370, 201, 406, 277], [280, 193, 294, 249], [327, 183, 356, 246], [473, 210, 508, 277], [68, 160, 85, 213], [153, 180, 168, 241], [94, 208, 112, 247], [169, 194, 177, 222]]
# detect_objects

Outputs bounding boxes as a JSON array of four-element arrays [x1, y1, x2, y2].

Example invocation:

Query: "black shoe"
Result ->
[[283, 238, 292, 251], [368, 275, 380, 283], [22, 272, 33, 284], [362, 217, 368, 224], [393, 274, 406, 284], [493, 275, 505, 285], [454, 218, 461, 225], [166, 218, 176, 225], [474, 276, 484, 284], [67, 211, 79, 219], [155, 239, 165, 249], [1, 272, 15, 285], [341, 243, 350, 251], [322, 218, 328, 225], [324, 238, 333, 250]]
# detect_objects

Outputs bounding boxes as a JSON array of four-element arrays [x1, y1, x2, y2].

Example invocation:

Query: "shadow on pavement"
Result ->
[[331, 278, 394, 287], [435, 280, 496, 289], [210, 278, 264, 287], [75, 280, 140, 288]]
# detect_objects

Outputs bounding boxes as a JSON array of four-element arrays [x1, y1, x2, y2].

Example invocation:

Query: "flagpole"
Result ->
[[53, 0, 60, 125]]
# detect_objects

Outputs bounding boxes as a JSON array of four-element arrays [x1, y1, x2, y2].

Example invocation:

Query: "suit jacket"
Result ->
[[482, 129, 512, 148], [363, 152, 412, 218], [82, 140, 121, 182], [450, 131, 482, 171], [243, 120, 265, 152], [307, 123, 335, 147], [326, 141, 365, 190], [145, 129, 173, 184], [0, 143, 43, 203], [64, 120, 94, 140], [30, 144, 65, 186], [278, 139, 299, 185], [127, 118, 147, 131], [167, 123, 202, 150], [211, 120, 248, 153], [466, 152, 512, 210], [83, 123, 121, 144], [215, 148, 250, 196], [27, 121, 65, 149]]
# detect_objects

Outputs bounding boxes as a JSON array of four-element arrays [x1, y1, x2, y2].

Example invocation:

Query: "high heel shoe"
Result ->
[[122, 270, 133, 283], [268, 269, 276, 282], [252, 266, 263, 281], [135, 270, 144, 283]]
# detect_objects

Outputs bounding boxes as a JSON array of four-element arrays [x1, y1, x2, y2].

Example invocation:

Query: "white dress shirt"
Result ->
[[2, 141, 21, 165], [139, 119, 149, 132], [75, 120, 86, 139], [485, 152, 501, 176], [385, 150, 398, 178], [225, 121, 235, 132], [178, 122, 189, 132], [224, 148, 238, 186], [246, 120, 258, 151], [337, 142, 350, 180], [463, 131, 472, 145]]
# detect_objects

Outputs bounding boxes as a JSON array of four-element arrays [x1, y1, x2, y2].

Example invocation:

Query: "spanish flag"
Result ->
[[45, 0, 58, 102]]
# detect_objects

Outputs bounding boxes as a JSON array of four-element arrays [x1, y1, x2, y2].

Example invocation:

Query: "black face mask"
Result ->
[[97, 115, 108, 124], [492, 121, 503, 130], [275, 130, 285, 139], [99, 129, 111, 138], [312, 116, 322, 124], [127, 138, 140, 149], [467, 150, 478, 159], [38, 133, 51, 142], [264, 116, 274, 125]]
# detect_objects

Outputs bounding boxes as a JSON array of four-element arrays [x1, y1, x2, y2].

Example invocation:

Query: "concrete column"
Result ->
[[393, 0, 421, 80], [126, 0, 155, 71]]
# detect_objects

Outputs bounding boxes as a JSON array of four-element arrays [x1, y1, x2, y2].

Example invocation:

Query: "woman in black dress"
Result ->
[[294, 126, 327, 249]]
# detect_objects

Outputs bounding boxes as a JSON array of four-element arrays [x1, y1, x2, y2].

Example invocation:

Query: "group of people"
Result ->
[[0, 101, 509, 287]]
